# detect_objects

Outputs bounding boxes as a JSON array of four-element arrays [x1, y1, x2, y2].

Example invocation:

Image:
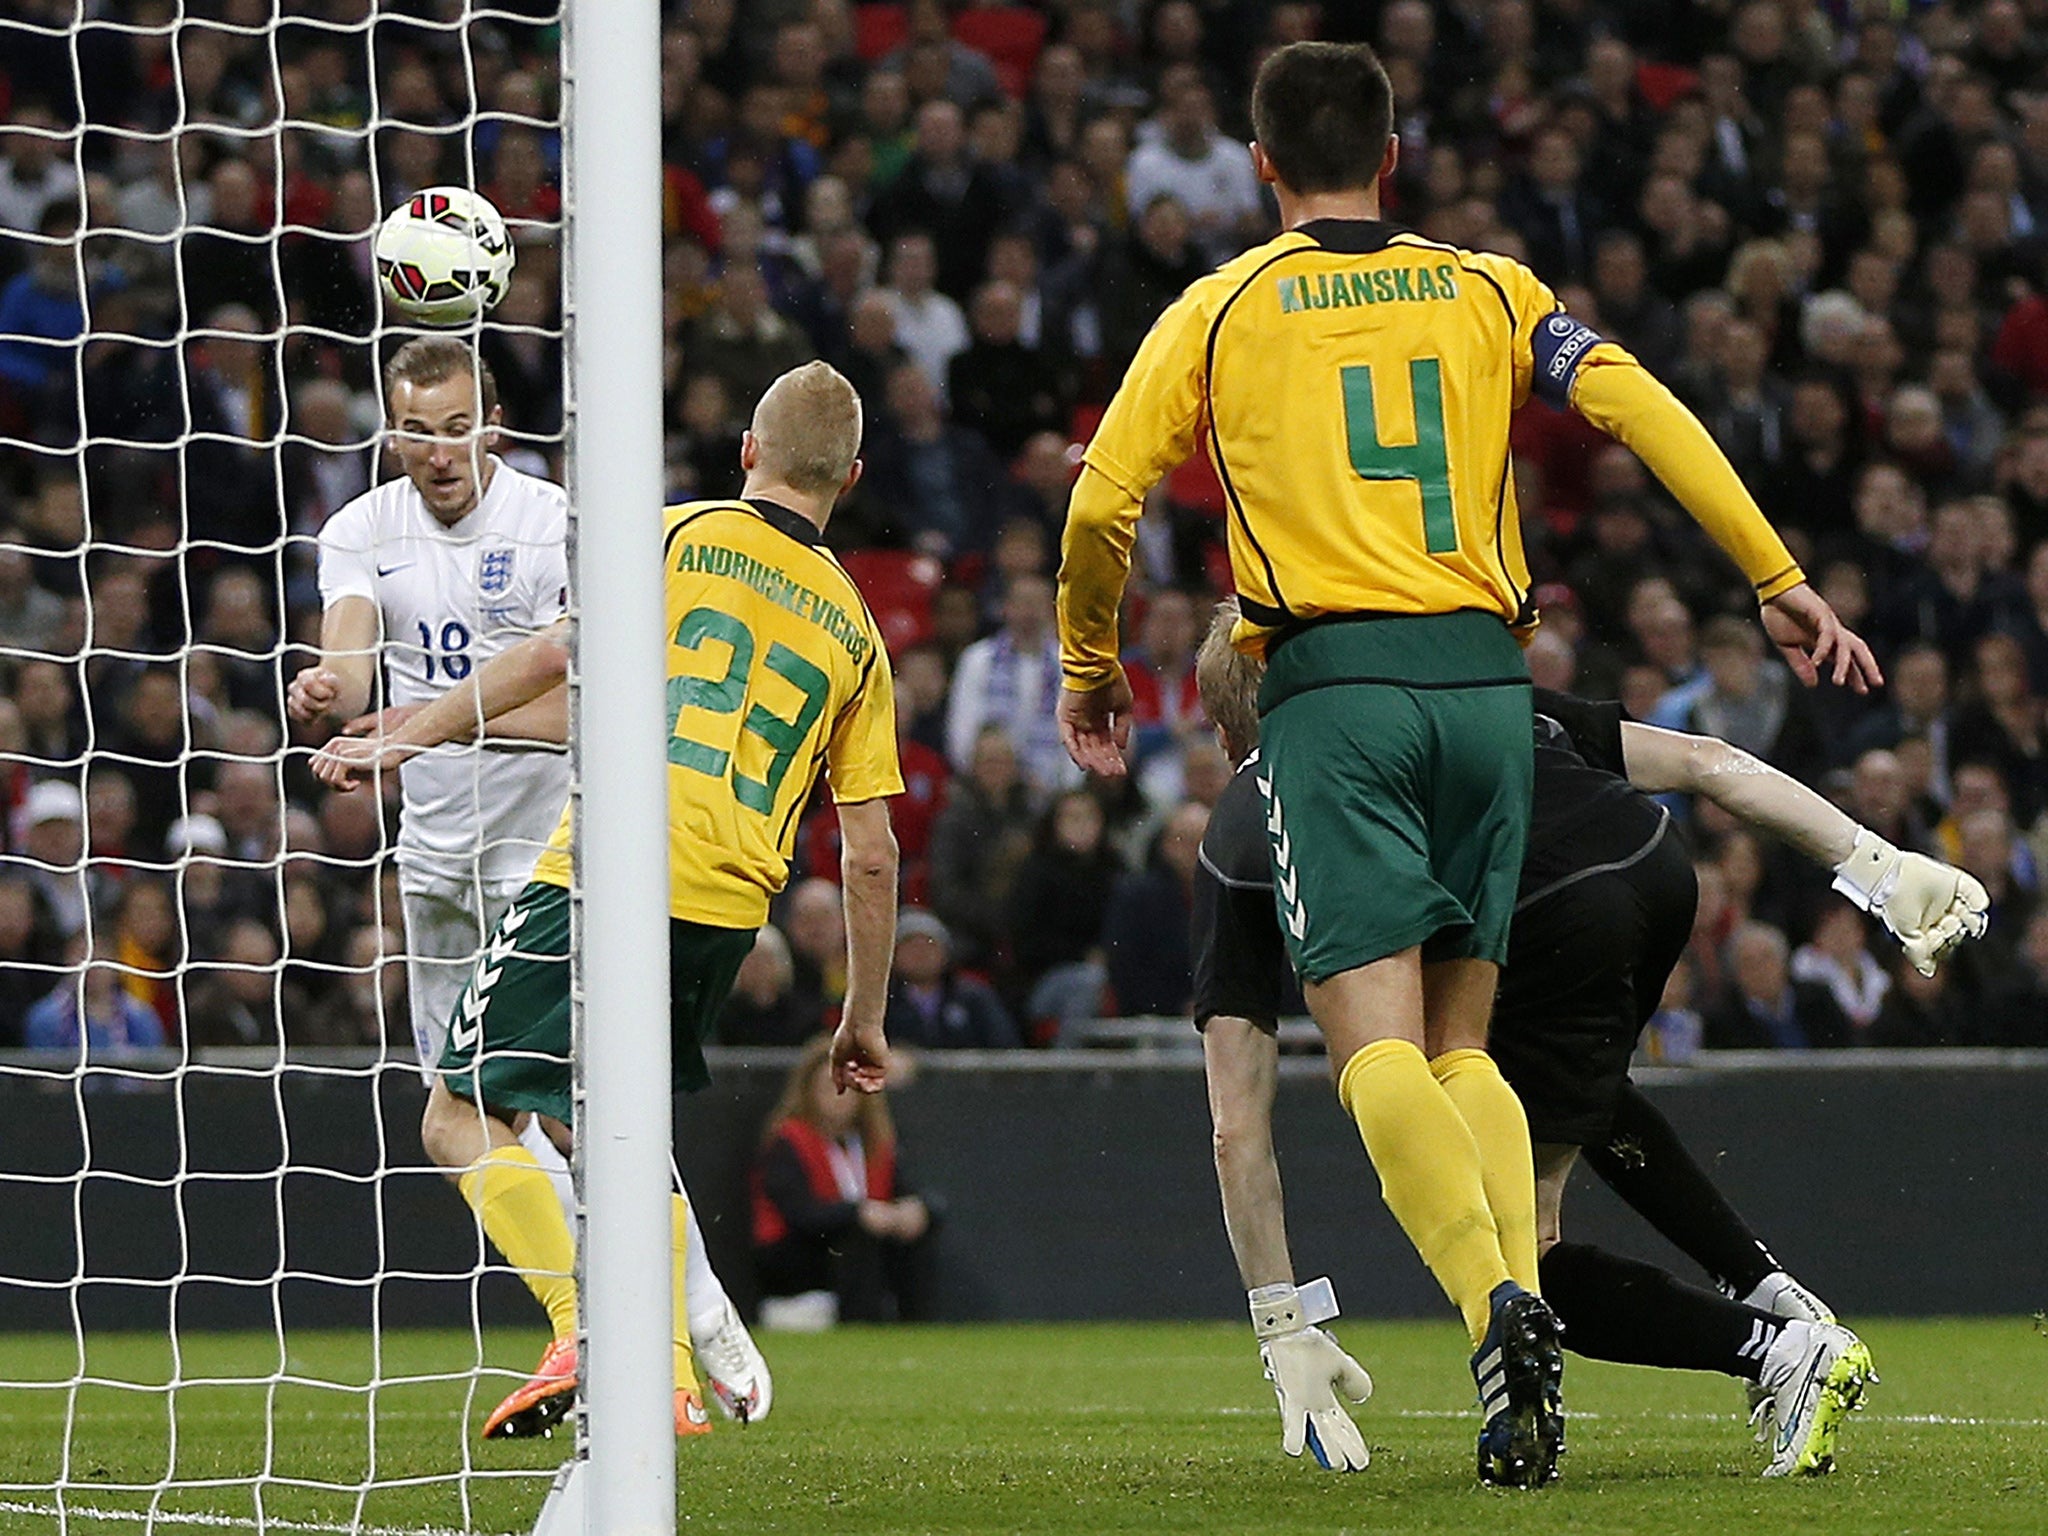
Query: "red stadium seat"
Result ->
[[1165, 452, 1225, 515], [953, 7, 1047, 98], [839, 547, 944, 653], [853, 3, 909, 61]]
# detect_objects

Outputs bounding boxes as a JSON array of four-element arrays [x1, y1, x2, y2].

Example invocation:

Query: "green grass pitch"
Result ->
[[0, 1318, 2043, 1533]]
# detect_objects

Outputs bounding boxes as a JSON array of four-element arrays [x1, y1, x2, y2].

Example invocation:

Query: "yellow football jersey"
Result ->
[[1071, 219, 1799, 671], [532, 498, 902, 928]]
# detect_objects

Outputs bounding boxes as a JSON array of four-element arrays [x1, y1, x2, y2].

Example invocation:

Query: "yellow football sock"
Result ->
[[672, 1194, 699, 1393], [1336, 1039, 1510, 1345], [458, 1146, 578, 1343], [1431, 1047, 1541, 1295]]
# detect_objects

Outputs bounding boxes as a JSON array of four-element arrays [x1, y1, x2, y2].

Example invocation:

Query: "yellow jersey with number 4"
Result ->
[[1073, 218, 1798, 667], [530, 498, 902, 928]]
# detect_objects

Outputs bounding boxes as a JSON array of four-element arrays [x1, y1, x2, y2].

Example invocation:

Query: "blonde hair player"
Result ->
[[1190, 597, 1983, 1478], [294, 338, 771, 1432], [316, 361, 903, 1440]]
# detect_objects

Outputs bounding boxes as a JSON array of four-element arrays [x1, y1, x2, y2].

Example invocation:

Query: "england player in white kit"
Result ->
[[290, 339, 770, 1422]]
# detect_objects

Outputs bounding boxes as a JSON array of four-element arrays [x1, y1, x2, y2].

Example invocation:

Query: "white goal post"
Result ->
[[0, 2, 673, 1531], [557, 0, 673, 1530]]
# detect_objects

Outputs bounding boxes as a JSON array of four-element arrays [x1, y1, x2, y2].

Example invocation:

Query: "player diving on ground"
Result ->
[[314, 361, 902, 1439], [1054, 38, 1878, 1488], [1189, 598, 1987, 1478]]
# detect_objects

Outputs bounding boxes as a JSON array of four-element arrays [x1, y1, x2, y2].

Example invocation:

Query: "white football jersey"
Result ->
[[318, 456, 570, 888]]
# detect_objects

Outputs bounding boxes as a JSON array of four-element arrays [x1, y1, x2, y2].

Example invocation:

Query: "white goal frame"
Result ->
[[554, 0, 674, 1532]]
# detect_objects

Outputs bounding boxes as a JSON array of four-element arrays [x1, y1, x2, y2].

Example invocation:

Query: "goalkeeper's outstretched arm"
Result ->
[[1619, 722, 1990, 974], [311, 619, 569, 789]]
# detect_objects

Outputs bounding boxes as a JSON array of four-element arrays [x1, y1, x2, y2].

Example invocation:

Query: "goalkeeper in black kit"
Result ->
[[1189, 599, 1988, 1479]]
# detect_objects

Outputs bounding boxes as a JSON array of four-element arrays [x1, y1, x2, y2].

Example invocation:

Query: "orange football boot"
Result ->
[[675, 1386, 713, 1437], [483, 1337, 578, 1440]]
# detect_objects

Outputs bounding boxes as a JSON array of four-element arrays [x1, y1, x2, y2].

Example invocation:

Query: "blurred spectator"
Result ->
[[1097, 193, 1204, 378], [23, 936, 164, 1057], [298, 924, 406, 1047], [1638, 952, 1704, 1064], [883, 908, 1017, 1049], [1789, 905, 1890, 1041], [869, 99, 1011, 301], [16, 778, 86, 941], [926, 724, 1033, 975], [1708, 920, 1845, 1049], [1007, 788, 1119, 1035], [1950, 632, 2048, 824], [751, 1034, 933, 1325], [0, 873, 52, 1044], [0, 108, 79, 235], [878, 231, 968, 397], [107, 874, 178, 1041], [1683, 616, 1823, 781], [946, 281, 1068, 460], [782, 877, 846, 1031], [856, 362, 1014, 557], [945, 571, 1073, 798], [0, 530, 65, 651], [1124, 74, 1261, 267], [182, 916, 296, 1049], [685, 266, 814, 423], [1122, 587, 1204, 772], [0, 206, 85, 443], [719, 925, 812, 1047], [1101, 800, 1206, 1018]]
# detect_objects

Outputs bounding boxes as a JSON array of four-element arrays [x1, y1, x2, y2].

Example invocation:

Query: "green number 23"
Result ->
[[1341, 357, 1458, 556], [666, 606, 830, 815]]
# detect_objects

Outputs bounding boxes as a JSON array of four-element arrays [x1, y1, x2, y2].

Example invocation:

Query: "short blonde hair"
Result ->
[[1194, 596, 1264, 765], [750, 361, 863, 496]]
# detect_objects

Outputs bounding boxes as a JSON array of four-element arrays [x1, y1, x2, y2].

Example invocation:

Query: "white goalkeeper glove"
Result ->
[[1250, 1281, 1373, 1471], [1832, 828, 1991, 977]]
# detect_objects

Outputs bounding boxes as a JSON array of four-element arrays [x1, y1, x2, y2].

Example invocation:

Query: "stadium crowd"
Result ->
[[2, 0, 2048, 1058]]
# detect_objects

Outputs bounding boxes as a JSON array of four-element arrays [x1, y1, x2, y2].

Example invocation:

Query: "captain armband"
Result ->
[[1530, 311, 1607, 410]]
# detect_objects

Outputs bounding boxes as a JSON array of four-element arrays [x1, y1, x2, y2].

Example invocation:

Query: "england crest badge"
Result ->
[[479, 547, 515, 595]]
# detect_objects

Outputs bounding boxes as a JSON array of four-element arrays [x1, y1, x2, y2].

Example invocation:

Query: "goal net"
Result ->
[[0, 5, 581, 1531]]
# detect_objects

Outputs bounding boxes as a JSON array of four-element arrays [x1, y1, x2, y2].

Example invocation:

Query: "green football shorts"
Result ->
[[437, 880, 757, 1126], [1256, 610, 1533, 982]]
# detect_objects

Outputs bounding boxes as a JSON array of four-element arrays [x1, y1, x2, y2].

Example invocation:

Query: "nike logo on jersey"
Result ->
[[377, 563, 414, 577]]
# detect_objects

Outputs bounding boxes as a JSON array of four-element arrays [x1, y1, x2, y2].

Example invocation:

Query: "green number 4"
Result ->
[[666, 606, 830, 814], [1341, 358, 1458, 555]]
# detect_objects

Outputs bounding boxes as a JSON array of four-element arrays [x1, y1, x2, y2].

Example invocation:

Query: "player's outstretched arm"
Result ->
[[287, 596, 380, 729], [1205, 1016, 1372, 1471], [832, 797, 899, 1095], [1620, 722, 1989, 974], [311, 620, 569, 789], [1566, 351, 1881, 694]]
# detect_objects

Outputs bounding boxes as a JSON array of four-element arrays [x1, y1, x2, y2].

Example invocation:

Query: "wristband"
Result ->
[[1250, 1277, 1340, 1338], [1298, 1275, 1339, 1326], [1831, 826, 1901, 912], [1249, 1282, 1301, 1340]]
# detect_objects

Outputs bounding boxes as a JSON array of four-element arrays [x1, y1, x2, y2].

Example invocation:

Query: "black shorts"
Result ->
[[1489, 818, 1696, 1147]]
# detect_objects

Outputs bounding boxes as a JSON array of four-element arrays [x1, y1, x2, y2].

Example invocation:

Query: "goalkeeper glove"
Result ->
[[1832, 828, 1991, 976], [1250, 1281, 1373, 1471]]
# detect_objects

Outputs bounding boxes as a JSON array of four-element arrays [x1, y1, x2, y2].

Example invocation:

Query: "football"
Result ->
[[373, 186, 515, 326]]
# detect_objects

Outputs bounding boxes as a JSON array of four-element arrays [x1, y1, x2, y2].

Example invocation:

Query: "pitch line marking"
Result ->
[[0, 1501, 498, 1536]]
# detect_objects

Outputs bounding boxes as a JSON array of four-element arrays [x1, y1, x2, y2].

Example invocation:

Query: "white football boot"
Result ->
[[693, 1295, 773, 1423]]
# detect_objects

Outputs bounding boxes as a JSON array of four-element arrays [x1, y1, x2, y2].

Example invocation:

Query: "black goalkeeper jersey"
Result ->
[[1192, 688, 1678, 1027]]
